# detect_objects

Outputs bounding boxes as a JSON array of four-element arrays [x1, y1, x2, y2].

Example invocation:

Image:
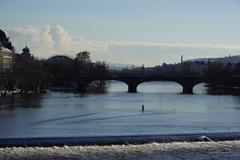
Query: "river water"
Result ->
[[0, 81, 240, 138]]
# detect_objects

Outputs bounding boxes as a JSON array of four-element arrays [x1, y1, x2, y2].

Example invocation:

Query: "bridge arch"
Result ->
[[193, 82, 208, 94], [88, 79, 131, 93], [175, 80, 207, 94], [128, 79, 207, 94], [137, 81, 182, 93], [106, 80, 129, 92]]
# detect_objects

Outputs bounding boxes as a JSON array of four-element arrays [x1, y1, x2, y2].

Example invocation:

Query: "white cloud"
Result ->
[[5, 25, 109, 58], [4, 25, 240, 64]]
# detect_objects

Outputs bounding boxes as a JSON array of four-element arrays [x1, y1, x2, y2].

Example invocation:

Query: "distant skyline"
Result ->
[[1, 0, 240, 66]]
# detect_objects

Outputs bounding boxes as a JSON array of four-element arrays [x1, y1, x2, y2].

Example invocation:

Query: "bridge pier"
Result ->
[[128, 85, 137, 93], [182, 85, 194, 94]]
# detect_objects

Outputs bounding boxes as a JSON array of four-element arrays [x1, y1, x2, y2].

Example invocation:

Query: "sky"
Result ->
[[1, 0, 240, 66]]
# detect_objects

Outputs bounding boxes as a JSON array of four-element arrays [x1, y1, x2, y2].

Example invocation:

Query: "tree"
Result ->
[[0, 29, 14, 51], [44, 57, 75, 88], [93, 61, 108, 76], [75, 51, 91, 63], [207, 62, 223, 78], [234, 63, 240, 76], [0, 71, 15, 97], [13, 55, 50, 93], [140, 64, 145, 74]]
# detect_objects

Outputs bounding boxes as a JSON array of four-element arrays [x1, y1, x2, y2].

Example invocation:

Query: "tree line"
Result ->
[[0, 29, 107, 96], [207, 62, 240, 89], [0, 51, 108, 96]]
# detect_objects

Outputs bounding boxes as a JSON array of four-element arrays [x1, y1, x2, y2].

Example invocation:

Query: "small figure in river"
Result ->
[[141, 105, 144, 112]]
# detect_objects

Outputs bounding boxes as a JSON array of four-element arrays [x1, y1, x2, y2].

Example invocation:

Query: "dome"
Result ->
[[47, 55, 73, 63], [22, 46, 31, 56], [22, 46, 30, 54]]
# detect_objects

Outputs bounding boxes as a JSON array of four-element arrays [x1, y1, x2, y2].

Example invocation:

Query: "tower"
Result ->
[[181, 55, 183, 63]]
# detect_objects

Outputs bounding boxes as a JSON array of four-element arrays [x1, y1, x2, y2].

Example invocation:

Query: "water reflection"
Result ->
[[193, 83, 208, 94], [0, 95, 43, 109], [138, 82, 182, 94], [107, 80, 128, 93], [233, 96, 240, 110]]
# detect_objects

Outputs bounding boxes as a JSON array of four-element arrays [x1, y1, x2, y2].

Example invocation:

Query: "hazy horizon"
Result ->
[[1, 0, 240, 66]]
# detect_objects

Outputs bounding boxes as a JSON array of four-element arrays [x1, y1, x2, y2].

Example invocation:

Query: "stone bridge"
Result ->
[[76, 74, 207, 94]]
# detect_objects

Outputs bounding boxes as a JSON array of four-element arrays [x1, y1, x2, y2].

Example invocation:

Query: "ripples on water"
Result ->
[[0, 81, 240, 138]]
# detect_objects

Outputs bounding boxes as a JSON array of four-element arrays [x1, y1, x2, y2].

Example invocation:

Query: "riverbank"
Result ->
[[1, 140, 240, 160]]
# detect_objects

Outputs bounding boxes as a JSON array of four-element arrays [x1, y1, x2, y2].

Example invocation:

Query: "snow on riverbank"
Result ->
[[1, 141, 240, 160]]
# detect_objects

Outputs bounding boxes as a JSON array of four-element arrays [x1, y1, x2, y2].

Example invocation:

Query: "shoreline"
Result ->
[[1, 132, 240, 148]]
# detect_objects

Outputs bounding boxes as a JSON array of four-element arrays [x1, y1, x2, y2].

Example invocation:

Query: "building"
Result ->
[[0, 43, 13, 72], [21, 46, 31, 57], [47, 55, 73, 63]]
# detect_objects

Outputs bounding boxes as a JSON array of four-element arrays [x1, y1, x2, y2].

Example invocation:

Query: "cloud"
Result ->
[[4, 25, 240, 64], [117, 41, 240, 50], [5, 25, 109, 58]]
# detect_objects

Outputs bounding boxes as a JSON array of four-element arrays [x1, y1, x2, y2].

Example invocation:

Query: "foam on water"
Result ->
[[1, 141, 240, 160]]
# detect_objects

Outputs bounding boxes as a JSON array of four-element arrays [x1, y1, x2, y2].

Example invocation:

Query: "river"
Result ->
[[0, 81, 240, 138]]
